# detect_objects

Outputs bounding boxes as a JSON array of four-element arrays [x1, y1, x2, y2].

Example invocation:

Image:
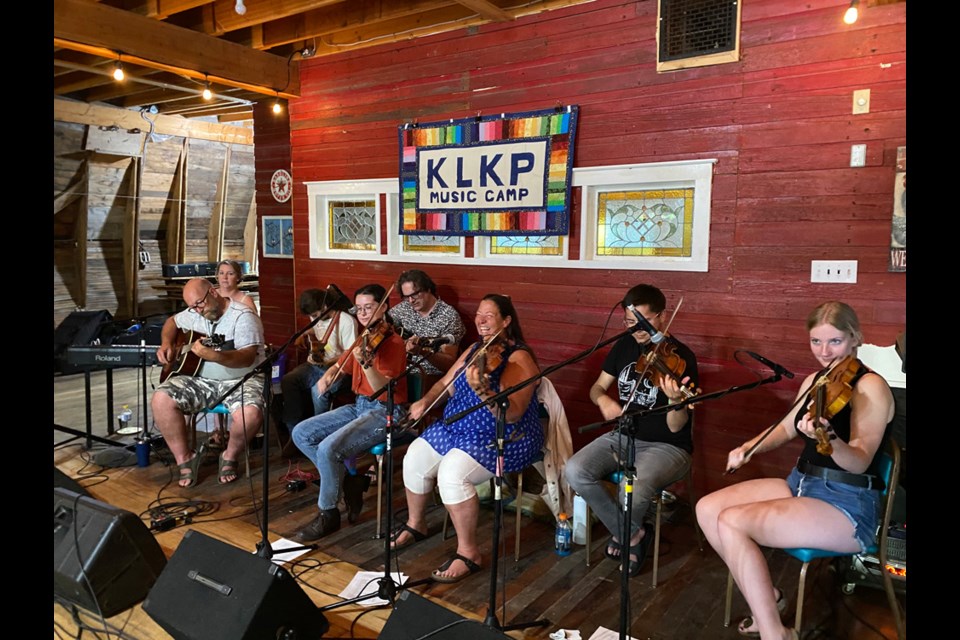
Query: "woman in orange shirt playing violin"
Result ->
[[696, 301, 895, 640]]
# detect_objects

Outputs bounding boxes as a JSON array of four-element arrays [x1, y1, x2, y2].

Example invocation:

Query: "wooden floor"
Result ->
[[54, 368, 906, 640]]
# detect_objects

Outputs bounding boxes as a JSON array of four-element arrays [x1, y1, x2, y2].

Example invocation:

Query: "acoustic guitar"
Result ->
[[159, 329, 224, 383]]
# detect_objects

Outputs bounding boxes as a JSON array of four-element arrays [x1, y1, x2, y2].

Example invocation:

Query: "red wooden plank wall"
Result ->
[[255, 0, 907, 497]]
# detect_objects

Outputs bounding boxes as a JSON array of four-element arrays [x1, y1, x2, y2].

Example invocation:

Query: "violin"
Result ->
[[634, 341, 699, 400], [472, 337, 507, 395], [357, 318, 394, 369], [806, 355, 862, 455]]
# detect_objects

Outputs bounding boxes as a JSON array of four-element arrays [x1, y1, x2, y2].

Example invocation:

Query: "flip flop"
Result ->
[[737, 589, 788, 637], [431, 553, 482, 583], [389, 523, 427, 550]]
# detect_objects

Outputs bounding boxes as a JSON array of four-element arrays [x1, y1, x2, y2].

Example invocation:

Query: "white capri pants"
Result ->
[[402, 437, 493, 505]]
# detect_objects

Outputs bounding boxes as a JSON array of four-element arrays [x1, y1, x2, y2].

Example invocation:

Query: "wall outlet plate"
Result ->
[[811, 260, 858, 283]]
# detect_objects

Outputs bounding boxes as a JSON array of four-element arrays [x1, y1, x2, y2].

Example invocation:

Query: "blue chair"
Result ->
[[722, 437, 904, 639], [583, 467, 703, 587]]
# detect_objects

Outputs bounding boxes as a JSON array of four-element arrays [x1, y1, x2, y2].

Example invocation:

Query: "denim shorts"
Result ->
[[786, 466, 880, 554]]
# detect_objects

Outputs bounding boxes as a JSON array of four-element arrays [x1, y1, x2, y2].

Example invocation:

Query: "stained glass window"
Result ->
[[328, 199, 377, 251], [490, 235, 564, 256], [402, 234, 461, 254], [596, 189, 693, 257]]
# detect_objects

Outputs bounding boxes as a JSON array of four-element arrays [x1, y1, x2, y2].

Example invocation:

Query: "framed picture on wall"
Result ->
[[262, 215, 293, 258], [889, 146, 906, 272]]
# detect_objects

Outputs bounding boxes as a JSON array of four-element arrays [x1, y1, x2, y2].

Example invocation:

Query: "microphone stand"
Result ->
[[578, 370, 786, 640], [209, 302, 333, 560], [441, 329, 645, 633], [319, 363, 433, 611]]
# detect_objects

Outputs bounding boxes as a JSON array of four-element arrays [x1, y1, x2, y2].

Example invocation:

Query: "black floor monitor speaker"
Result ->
[[380, 591, 512, 640], [53, 487, 167, 618], [54, 467, 91, 497], [142, 530, 329, 640]]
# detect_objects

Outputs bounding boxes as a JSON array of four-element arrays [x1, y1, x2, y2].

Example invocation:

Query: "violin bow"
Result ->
[[403, 329, 503, 432], [730, 356, 842, 473], [329, 283, 396, 386], [621, 297, 685, 415]]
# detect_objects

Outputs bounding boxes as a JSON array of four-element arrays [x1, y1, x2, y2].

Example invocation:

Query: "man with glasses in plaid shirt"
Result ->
[[153, 277, 265, 488]]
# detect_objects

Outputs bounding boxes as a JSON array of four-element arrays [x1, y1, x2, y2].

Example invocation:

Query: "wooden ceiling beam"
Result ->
[[123, 0, 212, 20], [54, 97, 255, 145], [54, 0, 299, 98], [309, 0, 597, 56], [454, 0, 513, 22], [259, 0, 452, 50]]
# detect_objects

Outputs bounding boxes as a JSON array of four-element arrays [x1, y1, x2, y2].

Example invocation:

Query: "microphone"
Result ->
[[625, 304, 665, 344], [745, 351, 795, 379], [425, 335, 457, 350]]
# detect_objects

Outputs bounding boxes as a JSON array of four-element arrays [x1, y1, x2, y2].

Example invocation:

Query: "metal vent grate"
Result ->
[[659, 0, 739, 62]]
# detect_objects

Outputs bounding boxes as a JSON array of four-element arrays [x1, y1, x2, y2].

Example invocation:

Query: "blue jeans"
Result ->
[[280, 362, 345, 427], [291, 396, 397, 510], [565, 431, 691, 540]]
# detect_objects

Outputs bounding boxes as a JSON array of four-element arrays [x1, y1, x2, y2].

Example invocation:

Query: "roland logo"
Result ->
[[95, 354, 122, 363]]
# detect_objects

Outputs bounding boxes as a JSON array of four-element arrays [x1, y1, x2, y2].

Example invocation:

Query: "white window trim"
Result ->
[[305, 159, 715, 271], [573, 159, 716, 273]]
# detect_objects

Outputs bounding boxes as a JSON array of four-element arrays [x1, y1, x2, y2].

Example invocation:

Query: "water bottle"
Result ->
[[555, 512, 573, 556], [118, 405, 133, 431]]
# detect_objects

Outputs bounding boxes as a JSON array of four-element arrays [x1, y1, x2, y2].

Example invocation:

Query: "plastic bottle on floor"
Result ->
[[555, 512, 573, 556]]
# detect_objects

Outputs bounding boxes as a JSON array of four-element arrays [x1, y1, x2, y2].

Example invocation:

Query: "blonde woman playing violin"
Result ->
[[390, 294, 542, 584], [696, 301, 895, 640]]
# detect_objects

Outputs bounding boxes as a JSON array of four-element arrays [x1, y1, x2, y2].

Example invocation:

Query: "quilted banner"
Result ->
[[398, 106, 579, 236]]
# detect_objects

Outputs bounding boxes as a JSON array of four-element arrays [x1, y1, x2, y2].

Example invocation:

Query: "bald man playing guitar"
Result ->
[[153, 277, 265, 487]]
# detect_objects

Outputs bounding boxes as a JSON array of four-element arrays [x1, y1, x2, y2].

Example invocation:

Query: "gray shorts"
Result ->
[[157, 374, 265, 416]]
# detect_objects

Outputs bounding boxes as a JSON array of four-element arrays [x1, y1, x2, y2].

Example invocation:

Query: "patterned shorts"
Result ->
[[157, 374, 265, 415]]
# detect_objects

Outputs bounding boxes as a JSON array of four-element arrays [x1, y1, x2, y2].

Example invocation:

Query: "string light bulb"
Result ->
[[843, 0, 859, 25], [202, 79, 213, 101], [272, 92, 282, 114], [113, 60, 124, 82], [235, 0, 246, 16]]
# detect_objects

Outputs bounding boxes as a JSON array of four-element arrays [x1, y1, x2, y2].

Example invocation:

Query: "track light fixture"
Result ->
[[843, 0, 859, 25]]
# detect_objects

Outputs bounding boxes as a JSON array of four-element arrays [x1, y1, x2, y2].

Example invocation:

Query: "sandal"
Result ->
[[604, 538, 622, 561], [389, 522, 427, 550], [177, 447, 204, 488], [431, 553, 482, 584], [737, 589, 788, 638], [624, 522, 653, 577], [217, 452, 240, 485]]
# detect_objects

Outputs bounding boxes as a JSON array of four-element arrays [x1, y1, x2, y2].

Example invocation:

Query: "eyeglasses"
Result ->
[[355, 303, 380, 314], [187, 289, 214, 312], [400, 289, 424, 301], [622, 312, 661, 328]]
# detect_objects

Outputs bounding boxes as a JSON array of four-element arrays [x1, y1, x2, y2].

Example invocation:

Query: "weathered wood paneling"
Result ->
[[259, 0, 906, 495]]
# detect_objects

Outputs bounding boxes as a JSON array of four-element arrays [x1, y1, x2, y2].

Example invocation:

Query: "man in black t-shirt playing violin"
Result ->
[[565, 283, 698, 578]]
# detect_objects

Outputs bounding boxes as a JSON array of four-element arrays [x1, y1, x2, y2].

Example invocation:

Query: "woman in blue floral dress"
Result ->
[[391, 294, 543, 582]]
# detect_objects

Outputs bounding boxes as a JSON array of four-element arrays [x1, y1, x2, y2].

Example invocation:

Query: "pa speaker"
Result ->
[[380, 591, 511, 640], [142, 530, 328, 640], [53, 487, 167, 617]]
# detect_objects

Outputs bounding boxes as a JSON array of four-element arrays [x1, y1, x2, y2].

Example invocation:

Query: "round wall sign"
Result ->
[[270, 169, 292, 203]]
